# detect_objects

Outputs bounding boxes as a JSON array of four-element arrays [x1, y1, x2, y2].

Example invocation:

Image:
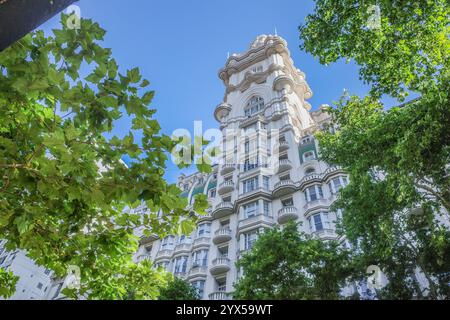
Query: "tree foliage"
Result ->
[[0, 15, 208, 299], [0, 268, 18, 299], [300, 0, 449, 99], [233, 222, 352, 300], [300, 0, 450, 299], [158, 277, 200, 300]]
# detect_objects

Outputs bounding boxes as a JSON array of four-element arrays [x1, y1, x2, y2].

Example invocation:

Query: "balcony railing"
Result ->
[[277, 140, 290, 151], [174, 271, 187, 279], [299, 173, 322, 189], [188, 265, 208, 278], [218, 180, 235, 194], [312, 228, 337, 240], [273, 179, 296, 197], [210, 257, 231, 275], [155, 249, 173, 260], [193, 237, 210, 248], [277, 206, 299, 224], [277, 159, 292, 173], [220, 163, 236, 175], [238, 214, 274, 230], [303, 198, 329, 214], [174, 243, 192, 252], [209, 291, 230, 300], [213, 228, 232, 244], [212, 202, 234, 219]]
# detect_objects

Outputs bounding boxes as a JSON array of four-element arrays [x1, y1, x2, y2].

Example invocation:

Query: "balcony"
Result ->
[[193, 237, 210, 249], [277, 159, 292, 173], [210, 257, 231, 275], [220, 163, 236, 175], [301, 158, 320, 171], [300, 137, 315, 146], [209, 291, 230, 300], [273, 179, 296, 197], [188, 266, 208, 279], [277, 206, 299, 224], [271, 109, 283, 120], [312, 229, 337, 240], [213, 228, 232, 244], [155, 249, 172, 260], [138, 232, 159, 246], [303, 199, 329, 215], [218, 180, 235, 195], [323, 166, 344, 180], [299, 173, 322, 189], [238, 214, 274, 231], [174, 271, 188, 279], [174, 243, 192, 253], [277, 140, 290, 152], [212, 202, 234, 219], [214, 102, 232, 122]]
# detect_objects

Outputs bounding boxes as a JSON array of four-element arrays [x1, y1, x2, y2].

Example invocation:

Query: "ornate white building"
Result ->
[[135, 35, 349, 300]]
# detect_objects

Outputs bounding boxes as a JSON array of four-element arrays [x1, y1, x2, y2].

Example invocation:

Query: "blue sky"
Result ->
[[39, 0, 392, 182]]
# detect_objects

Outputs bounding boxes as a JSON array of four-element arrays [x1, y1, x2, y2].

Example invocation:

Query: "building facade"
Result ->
[[135, 35, 349, 300], [0, 240, 55, 300]]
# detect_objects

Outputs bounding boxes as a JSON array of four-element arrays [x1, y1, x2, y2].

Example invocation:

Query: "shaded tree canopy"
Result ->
[[233, 222, 353, 300], [158, 277, 200, 301], [300, 0, 450, 299], [0, 14, 208, 299]]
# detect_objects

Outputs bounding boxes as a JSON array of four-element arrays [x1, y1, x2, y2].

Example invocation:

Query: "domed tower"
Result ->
[[205, 35, 346, 299], [136, 35, 348, 301]]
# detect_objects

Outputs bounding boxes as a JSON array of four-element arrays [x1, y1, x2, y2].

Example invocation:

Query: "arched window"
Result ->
[[305, 168, 316, 176], [303, 150, 316, 162], [245, 96, 265, 117]]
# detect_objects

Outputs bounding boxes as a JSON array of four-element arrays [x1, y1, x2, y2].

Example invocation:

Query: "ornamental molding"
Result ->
[[219, 35, 288, 82], [224, 63, 284, 96], [218, 35, 313, 101]]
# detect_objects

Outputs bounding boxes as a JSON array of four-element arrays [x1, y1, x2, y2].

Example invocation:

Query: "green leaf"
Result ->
[[127, 67, 141, 83], [141, 91, 154, 105]]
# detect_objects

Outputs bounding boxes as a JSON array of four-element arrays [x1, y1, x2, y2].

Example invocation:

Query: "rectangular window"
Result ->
[[309, 186, 318, 201], [313, 214, 323, 231], [263, 201, 270, 216], [243, 176, 259, 193], [263, 176, 270, 190], [161, 236, 174, 250], [197, 223, 211, 237], [192, 249, 208, 267], [306, 185, 323, 202], [192, 280, 205, 298], [243, 157, 259, 172], [174, 256, 188, 273], [217, 278, 227, 292], [281, 198, 294, 207], [218, 246, 228, 258], [244, 231, 258, 250], [243, 201, 258, 218]]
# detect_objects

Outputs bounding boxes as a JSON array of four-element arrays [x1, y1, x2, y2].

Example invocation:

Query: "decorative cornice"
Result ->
[[225, 63, 284, 95], [218, 36, 313, 104], [219, 35, 288, 83]]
